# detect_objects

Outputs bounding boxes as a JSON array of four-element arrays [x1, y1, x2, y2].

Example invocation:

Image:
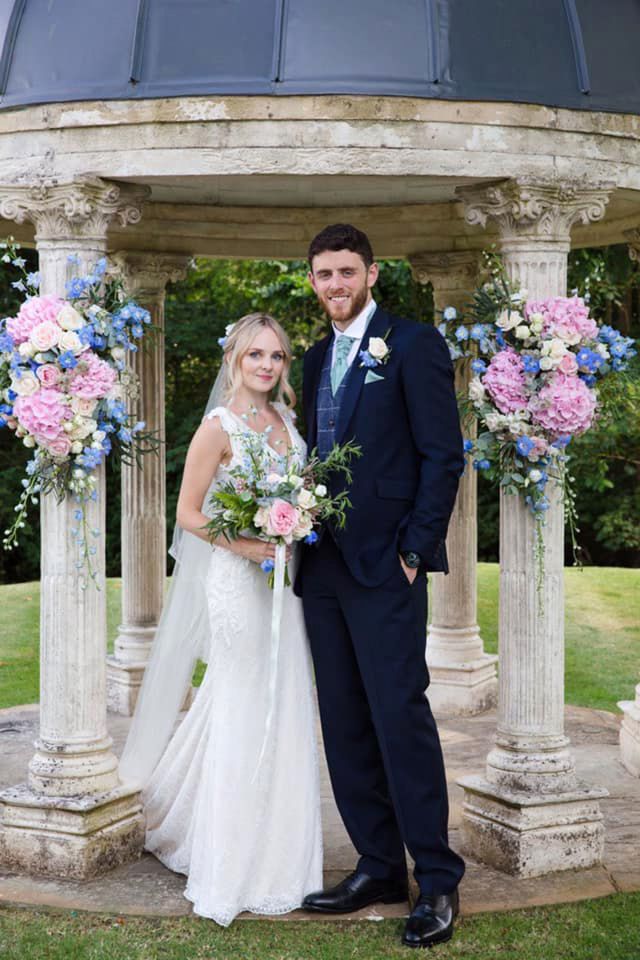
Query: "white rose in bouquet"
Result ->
[[11, 371, 39, 396], [59, 330, 84, 354], [293, 510, 314, 540], [70, 417, 98, 440], [297, 488, 317, 510], [469, 377, 486, 402], [57, 304, 84, 331], [496, 310, 523, 331]]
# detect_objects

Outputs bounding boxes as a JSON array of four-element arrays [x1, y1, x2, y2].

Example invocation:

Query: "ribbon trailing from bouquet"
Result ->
[[252, 541, 287, 780]]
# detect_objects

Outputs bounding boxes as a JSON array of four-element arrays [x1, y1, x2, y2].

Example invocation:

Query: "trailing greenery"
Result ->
[[0, 249, 637, 583]]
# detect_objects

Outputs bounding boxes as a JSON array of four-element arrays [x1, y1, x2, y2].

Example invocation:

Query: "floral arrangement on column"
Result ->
[[438, 253, 636, 589], [0, 239, 158, 585]]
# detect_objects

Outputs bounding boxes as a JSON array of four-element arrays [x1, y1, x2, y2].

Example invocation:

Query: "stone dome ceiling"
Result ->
[[0, 0, 639, 115]]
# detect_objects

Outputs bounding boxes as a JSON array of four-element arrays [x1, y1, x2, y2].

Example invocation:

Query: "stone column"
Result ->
[[106, 252, 189, 715], [0, 177, 150, 879], [456, 178, 612, 877], [617, 229, 640, 777], [409, 252, 497, 715]]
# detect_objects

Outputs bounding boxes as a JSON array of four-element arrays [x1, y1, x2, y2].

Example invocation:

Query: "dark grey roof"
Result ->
[[1, 0, 639, 115]]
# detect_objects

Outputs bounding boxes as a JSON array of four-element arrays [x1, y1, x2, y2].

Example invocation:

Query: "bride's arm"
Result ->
[[176, 417, 279, 565]]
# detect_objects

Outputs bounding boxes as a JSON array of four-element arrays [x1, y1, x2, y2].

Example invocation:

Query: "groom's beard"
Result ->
[[319, 282, 370, 327]]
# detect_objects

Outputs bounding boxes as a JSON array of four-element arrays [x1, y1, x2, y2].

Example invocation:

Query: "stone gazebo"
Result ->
[[0, 0, 639, 882]]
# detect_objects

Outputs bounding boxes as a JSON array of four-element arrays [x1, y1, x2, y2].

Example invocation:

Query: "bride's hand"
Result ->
[[227, 537, 292, 565]]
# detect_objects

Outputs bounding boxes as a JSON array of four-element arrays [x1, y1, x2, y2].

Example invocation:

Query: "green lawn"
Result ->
[[1, 893, 639, 960], [1, 565, 637, 712]]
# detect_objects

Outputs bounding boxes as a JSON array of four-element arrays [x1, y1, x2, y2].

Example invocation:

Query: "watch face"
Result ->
[[404, 552, 421, 568]]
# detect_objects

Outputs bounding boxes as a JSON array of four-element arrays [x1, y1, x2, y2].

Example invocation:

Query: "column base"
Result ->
[[106, 656, 147, 716], [427, 653, 498, 717], [618, 698, 640, 777], [458, 774, 608, 878], [0, 782, 145, 880]]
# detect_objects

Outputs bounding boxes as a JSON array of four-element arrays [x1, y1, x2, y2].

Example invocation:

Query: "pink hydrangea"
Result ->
[[5, 295, 65, 345], [13, 387, 70, 441], [526, 296, 597, 345], [482, 348, 528, 413], [69, 351, 117, 399], [529, 373, 597, 436]]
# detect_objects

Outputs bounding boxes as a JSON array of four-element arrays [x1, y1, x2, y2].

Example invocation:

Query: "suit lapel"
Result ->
[[335, 307, 390, 446], [305, 333, 332, 450]]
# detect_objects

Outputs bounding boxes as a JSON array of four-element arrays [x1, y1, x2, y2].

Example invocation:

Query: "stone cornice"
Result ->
[[456, 178, 614, 243], [408, 251, 481, 287], [0, 176, 150, 241], [111, 251, 191, 298]]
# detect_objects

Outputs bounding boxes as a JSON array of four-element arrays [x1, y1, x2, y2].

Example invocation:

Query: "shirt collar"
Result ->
[[331, 298, 377, 341]]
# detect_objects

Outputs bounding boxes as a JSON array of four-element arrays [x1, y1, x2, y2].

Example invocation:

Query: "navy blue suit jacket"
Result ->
[[299, 306, 464, 589]]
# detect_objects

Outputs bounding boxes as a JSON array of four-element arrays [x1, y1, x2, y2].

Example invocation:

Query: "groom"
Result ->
[[296, 224, 466, 949]]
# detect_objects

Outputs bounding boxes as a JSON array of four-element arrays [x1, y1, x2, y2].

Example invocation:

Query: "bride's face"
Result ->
[[238, 327, 286, 394]]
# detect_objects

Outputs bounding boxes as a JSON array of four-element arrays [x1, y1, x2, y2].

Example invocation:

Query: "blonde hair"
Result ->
[[222, 313, 296, 408]]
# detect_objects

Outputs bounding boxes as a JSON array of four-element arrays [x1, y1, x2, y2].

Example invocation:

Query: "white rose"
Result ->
[[485, 412, 506, 431], [539, 356, 554, 371], [70, 396, 97, 417], [59, 330, 83, 354], [57, 304, 84, 331], [529, 469, 542, 483], [528, 312, 544, 334], [514, 325, 531, 340], [253, 505, 270, 529], [111, 346, 126, 363], [70, 417, 97, 440], [468, 378, 486, 402], [30, 321, 61, 352], [496, 310, 523, 332], [314, 484, 327, 497], [367, 337, 389, 360], [70, 440, 83, 454], [293, 511, 313, 540], [18, 341, 35, 358], [297, 488, 317, 510], [287, 474, 304, 490], [93, 429, 106, 442], [11, 371, 39, 396], [23, 435, 35, 447]]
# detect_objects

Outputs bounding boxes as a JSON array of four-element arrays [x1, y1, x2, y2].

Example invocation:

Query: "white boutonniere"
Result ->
[[359, 328, 392, 369]]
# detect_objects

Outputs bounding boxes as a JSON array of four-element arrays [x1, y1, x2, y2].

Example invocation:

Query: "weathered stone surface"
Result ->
[[618, 682, 640, 777]]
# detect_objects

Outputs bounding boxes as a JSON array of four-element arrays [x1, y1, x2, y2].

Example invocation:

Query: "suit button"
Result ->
[[329, 419, 335, 427]]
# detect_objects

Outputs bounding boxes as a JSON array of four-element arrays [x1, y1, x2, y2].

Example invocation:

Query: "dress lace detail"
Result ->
[[141, 403, 322, 926]]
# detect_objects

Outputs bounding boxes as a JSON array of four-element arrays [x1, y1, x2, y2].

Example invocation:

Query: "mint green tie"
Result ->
[[331, 335, 355, 396]]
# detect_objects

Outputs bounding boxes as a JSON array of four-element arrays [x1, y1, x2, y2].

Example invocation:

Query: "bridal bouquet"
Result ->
[[438, 253, 636, 589], [0, 239, 158, 584], [206, 429, 360, 586]]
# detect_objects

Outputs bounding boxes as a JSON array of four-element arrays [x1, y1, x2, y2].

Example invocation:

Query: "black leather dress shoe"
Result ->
[[302, 871, 408, 914], [402, 889, 459, 949]]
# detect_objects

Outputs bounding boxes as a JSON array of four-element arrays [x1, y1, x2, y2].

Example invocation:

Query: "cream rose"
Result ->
[[293, 511, 314, 540], [59, 330, 84, 354], [11, 371, 39, 397], [253, 505, 270, 529], [496, 310, 523, 332], [57, 304, 84, 331], [69, 417, 98, 440], [514, 325, 531, 340], [367, 337, 389, 361], [18, 341, 36, 358], [30, 321, 61, 352], [70, 396, 97, 417], [110, 346, 126, 363], [297, 488, 317, 510], [314, 484, 327, 497], [468, 378, 486, 402]]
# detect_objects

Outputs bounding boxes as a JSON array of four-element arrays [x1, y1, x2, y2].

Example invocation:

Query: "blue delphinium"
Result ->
[[516, 436, 535, 457]]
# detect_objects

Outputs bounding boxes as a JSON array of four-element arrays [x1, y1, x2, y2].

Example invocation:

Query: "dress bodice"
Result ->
[[203, 403, 306, 508]]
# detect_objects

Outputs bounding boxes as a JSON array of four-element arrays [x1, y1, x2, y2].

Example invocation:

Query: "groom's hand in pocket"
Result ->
[[399, 555, 418, 585]]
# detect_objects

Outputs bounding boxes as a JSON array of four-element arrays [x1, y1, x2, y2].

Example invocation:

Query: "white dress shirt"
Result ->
[[330, 298, 378, 370]]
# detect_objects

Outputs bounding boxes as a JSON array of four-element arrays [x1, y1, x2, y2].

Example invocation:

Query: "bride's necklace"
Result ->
[[239, 403, 288, 448]]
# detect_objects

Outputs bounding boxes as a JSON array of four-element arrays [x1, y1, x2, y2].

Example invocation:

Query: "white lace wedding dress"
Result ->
[[140, 403, 323, 926]]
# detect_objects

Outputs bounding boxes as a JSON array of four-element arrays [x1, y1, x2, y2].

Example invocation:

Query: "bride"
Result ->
[[118, 312, 323, 926]]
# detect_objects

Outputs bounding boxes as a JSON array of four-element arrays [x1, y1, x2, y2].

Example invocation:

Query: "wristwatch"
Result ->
[[401, 550, 422, 569]]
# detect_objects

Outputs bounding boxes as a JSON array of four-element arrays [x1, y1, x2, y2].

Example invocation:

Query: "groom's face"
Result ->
[[308, 249, 378, 328]]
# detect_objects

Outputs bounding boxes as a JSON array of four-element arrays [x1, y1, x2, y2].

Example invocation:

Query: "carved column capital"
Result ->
[[456, 178, 613, 245], [0, 176, 150, 242], [624, 227, 640, 263], [409, 251, 481, 289], [111, 251, 191, 300]]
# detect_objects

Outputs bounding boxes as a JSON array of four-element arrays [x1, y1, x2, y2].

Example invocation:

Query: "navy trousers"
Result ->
[[301, 534, 465, 895]]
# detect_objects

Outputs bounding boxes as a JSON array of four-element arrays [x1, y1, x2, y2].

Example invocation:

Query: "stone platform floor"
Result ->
[[0, 702, 638, 921]]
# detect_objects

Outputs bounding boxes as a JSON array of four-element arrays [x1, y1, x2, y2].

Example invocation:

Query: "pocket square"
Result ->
[[365, 370, 384, 384]]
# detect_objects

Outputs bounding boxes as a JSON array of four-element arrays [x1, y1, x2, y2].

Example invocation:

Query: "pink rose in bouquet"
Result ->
[[69, 351, 117, 399], [13, 387, 70, 441], [6, 295, 65, 345], [36, 364, 62, 387], [529, 373, 597, 436], [265, 499, 300, 541], [45, 434, 72, 458], [482, 348, 528, 413]]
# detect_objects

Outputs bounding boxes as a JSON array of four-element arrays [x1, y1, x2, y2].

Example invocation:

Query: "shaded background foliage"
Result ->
[[0, 248, 637, 583]]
